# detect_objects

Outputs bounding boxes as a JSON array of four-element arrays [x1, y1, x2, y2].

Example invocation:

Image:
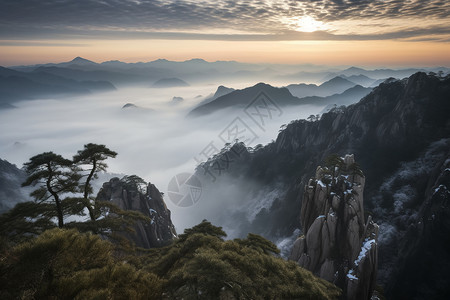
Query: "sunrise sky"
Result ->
[[1, 0, 449, 67]]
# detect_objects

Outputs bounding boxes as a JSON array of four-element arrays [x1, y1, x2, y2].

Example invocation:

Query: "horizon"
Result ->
[[1, 1, 449, 67], [3, 55, 449, 70]]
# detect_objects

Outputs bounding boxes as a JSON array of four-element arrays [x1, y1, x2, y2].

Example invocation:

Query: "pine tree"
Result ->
[[73, 143, 117, 221], [22, 152, 80, 228]]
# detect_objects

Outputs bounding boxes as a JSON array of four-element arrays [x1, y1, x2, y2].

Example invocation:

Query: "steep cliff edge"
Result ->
[[96, 177, 177, 248], [194, 72, 450, 298], [383, 153, 450, 299], [289, 155, 378, 300]]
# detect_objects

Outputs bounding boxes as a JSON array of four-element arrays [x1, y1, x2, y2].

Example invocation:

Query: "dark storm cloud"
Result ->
[[0, 0, 448, 40]]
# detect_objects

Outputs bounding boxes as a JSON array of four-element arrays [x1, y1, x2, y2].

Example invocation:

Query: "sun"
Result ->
[[295, 16, 325, 32]]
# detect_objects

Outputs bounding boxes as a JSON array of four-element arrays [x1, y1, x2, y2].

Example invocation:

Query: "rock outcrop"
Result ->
[[192, 72, 449, 298], [96, 177, 177, 248], [289, 155, 378, 300]]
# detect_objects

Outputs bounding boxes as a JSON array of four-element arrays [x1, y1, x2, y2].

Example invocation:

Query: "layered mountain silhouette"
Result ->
[[276, 66, 448, 85], [0, 66, 116, 105], [188, 81, 372, 117], [298, 85, 372, 106], [286, 76, 357, 97], [192, 85, 235, 109], [187, 83, 300, 117], [11, 57, 448, 91]]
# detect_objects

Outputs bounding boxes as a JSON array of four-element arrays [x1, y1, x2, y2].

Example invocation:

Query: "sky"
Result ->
[[1, 0, 449, 66]]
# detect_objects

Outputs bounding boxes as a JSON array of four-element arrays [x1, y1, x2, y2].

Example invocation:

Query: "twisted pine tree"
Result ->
[[22, 152, 80, 228], [73, 143, 117, 221]]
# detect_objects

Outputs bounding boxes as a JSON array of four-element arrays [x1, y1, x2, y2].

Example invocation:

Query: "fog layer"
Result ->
[[0, 79, 324, 232]]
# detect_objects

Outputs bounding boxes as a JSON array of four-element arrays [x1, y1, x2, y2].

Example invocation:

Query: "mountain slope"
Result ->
[[286, 76, 356, 98], [297, 85, 372, 107], [151, 77, 189, 88], [0, 66, 116, 104], [193, 72, 450, 298], [187, 82, 300, 117]]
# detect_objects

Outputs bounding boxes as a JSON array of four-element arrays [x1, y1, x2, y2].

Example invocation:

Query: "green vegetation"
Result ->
[[142, 220, 340, 299], [0, 144, 148, 244], [0, 148, 341, 299], [1, 221, 340, 300], [0, 228, 162, 300]]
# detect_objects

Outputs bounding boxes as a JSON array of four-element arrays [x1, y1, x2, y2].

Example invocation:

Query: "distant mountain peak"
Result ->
[[102, 60, 123, 64], [185, 58, 207, 63], [344, 66, 366, 72], [213, 85, 235, 99], [69, 57, 96, 65], [152, 77, 189, 88], [254, 82, 271, 88], [319, 76, 354, 88]]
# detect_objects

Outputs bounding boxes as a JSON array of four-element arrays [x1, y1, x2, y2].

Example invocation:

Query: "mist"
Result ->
[[0, 78, 325, 233]]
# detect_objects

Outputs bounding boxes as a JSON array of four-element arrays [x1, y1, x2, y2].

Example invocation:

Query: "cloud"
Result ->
[[0, 41, 88, 47], [0, 0, 449, 41]]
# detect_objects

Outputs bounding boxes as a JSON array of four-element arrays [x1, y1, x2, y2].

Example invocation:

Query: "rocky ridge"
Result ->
[[193, 72, 450, 298]]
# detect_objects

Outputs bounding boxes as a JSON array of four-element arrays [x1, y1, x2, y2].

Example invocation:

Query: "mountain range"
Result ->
[[286, 76, 358, 97], [193, 72, 450, 299], [188, 78, 373, 117], [2, 56, 447, 108], [0, 65, 116, 106]]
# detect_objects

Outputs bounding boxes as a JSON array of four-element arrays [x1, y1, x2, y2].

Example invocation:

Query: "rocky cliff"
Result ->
[[289, 155, 378, 300], [96, 177, 177, 248], [382, 150, 450, 300], [194, 72, 450, 298]]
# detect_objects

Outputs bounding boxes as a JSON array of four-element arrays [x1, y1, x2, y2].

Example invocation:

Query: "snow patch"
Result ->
[[317, 180, 327, 188], [355, 238, 376, 266], [434, 184, 447, 195], [344, 189, 353, 195], [347, 269, 358, 281]]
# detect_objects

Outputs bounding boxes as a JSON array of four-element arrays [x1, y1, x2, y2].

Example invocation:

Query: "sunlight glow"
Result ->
[[295, 16, 325, 32]]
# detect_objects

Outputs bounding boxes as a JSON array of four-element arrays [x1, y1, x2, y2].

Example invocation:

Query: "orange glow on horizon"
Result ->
[[0, 39, 449, 67]]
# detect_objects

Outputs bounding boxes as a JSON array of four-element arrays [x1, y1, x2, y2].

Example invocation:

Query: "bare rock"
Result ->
[[96, 177, 177, 248], [290, 154, 378, 300]]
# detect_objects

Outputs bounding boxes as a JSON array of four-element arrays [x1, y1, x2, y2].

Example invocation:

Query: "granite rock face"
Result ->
[[290, 154, 378, 300], [96, 177, 177, 248], [192, 73, 450, 298]]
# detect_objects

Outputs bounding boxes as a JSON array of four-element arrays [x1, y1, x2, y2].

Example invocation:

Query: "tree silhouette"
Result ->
[[324, 154, 344, 183], [22, 152, 80, 228], [73, 143, 117, 221], [347, 162, 364, 184], [121, 175, 147, 194]]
